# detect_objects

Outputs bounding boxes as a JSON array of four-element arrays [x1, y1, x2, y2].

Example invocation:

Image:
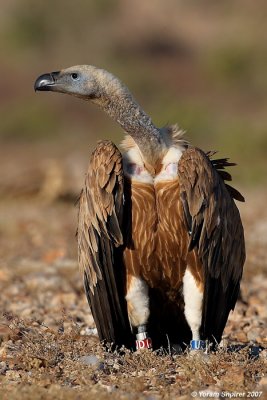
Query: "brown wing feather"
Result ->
[[178, 147, 245, 345], [209, 154, 245, 202], [78, 140, 133, 348]]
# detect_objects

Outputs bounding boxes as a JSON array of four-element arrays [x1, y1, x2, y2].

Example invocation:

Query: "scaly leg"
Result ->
[[125, 275, 152, 350], [183, 269, 207, 351]]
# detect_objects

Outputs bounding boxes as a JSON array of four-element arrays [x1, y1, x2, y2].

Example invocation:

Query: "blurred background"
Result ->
[[0, 0, 267, 276]]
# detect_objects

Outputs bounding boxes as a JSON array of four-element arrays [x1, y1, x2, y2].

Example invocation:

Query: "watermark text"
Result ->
[[191, 390, 263, 398]]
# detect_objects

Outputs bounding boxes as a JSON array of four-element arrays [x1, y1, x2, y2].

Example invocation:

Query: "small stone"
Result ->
[[112, 362, 120, 371], [0, 361, 8, 374], [0, 344, 8, 359], [79, 355, 104, 370], [80, 327, 98, 336], [234, 331, 248, 342], [258, 376, 267, 388], [188, 350, 210, 361], [222, 366, 244, 388], [0, 325, 12, 337], [5, 370, 21, 380], [0, 269, 10, 282], [247, 328, 262, 342]]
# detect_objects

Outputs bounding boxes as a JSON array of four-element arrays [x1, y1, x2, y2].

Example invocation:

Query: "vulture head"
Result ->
[[34, 65, 127, 102]]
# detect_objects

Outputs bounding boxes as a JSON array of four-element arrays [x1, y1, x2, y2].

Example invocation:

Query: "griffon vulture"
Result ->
[[34, 65, 245, 351]]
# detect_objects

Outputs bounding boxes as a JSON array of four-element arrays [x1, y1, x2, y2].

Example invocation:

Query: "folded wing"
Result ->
[[78, 140, 133, 348], [178, 148, 245, 344]]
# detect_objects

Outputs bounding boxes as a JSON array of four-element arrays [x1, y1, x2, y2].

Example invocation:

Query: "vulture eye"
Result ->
[[71, 73, 79, 80]]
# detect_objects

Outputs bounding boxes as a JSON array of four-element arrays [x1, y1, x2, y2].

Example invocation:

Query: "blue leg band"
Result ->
[[190, 340, 208, 350]]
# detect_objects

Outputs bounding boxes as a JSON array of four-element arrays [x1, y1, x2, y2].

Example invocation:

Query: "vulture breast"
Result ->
[[123, 145, 204, 300]]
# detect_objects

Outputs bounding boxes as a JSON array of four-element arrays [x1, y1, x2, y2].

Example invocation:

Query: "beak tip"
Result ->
[[34, 71, 59, 92]]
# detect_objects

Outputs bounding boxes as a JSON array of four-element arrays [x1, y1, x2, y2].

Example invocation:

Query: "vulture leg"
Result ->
[[125, 274, 152, 349], [183, 269, 207, 350], [183, 269, 203, 340]]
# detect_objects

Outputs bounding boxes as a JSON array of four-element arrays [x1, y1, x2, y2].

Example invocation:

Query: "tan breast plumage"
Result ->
[[123, 177, 202, 293]]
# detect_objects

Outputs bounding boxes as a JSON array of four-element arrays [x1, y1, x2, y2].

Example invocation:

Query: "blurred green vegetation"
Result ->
[[1, 0, 267, 186]]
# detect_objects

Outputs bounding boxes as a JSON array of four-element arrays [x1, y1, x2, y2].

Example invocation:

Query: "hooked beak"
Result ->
[[34, 71, 60, 91]]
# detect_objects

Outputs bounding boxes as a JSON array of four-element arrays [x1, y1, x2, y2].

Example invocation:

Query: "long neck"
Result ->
[[92, 76, 166, 165]]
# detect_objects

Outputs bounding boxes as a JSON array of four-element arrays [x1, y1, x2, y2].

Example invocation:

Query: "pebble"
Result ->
[[79, 354, 104, 370], [0, 361, 8, 374], [5, 370, 21, 380], [258, 376, 267, 388], [247, 328, 262, 342], [233, 331, 248, 342], [80, 327, 98, 336]]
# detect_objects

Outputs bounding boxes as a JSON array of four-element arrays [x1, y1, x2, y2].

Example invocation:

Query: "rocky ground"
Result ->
[[0, 187, 266, 399]]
